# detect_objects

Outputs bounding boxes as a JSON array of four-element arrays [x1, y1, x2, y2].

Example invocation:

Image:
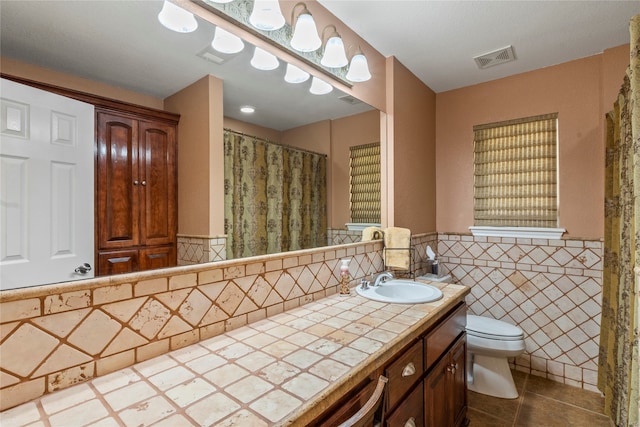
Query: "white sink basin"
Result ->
[[356, 279, 443, 304]]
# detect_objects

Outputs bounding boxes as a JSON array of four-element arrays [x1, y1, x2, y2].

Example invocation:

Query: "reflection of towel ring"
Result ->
[[373, 230, 384, 240]]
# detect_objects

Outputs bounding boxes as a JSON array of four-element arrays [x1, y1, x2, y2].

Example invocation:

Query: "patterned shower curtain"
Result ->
[[223, 130, 327, 259], [598, 14, 639, 427]]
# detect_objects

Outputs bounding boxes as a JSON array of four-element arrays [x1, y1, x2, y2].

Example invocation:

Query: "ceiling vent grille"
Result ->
[[339, 94, 362, 105], [473, 45, 516, 69]]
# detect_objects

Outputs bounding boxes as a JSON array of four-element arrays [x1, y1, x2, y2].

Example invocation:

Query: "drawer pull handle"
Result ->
[[447, 363, 458, 373], [404, 417, 416, 427], [402, 362, 416, 377]]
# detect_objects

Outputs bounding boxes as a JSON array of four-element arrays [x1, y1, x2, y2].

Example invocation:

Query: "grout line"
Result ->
[[511, 373, 529, 427]]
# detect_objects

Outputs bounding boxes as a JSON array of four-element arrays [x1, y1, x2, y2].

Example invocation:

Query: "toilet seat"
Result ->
[[466, 315, 523, 341]]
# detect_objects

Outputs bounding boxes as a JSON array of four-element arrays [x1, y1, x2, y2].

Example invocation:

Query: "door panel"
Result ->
[[0, 78, 94, 289], [139, 120, 175, 246], [97, 112, 138, 249]]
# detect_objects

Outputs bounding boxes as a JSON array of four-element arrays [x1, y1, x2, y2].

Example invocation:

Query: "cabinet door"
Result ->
[[424, 335, 467, 427], [449, 337, 467, 427], [386, 384, 424, 427], [424, 354, 449, 427], [97, 112, 139, 249], [138, 120, 176, 247], [140, 245, 175, 271], [98, 249, 139, 276]]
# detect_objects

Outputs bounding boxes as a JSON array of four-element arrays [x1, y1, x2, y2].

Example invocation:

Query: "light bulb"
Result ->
[[309, 77, 333, 95], [321, 35, 348, 68], [211, 27, 244, 54], [157, 1, 197, 33], [290, 12, 321, 52], [249, 0, 285, 31], [284, 64, 310, 83], [346, 53, 372, 82], [251, 47, 279, 70]]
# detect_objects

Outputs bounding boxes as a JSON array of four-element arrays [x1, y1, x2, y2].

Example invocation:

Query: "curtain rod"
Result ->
[[224, 128, 327, 158]]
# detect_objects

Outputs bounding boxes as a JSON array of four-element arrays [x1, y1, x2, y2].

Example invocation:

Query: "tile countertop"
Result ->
[[0, 281, 470, 427]]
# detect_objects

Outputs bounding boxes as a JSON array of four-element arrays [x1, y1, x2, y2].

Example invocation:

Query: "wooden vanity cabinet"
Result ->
[[96, 108, 178, 276], [312, 302, 468, 427]]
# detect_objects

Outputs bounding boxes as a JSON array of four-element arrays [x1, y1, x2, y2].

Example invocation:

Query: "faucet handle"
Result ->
[[360, 279, 370, 290]]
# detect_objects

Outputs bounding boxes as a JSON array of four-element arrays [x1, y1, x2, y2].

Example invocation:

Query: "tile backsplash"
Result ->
[[0, 241, 384, 411], [438, 233, 603, 392], [0, 231, 604, 411]]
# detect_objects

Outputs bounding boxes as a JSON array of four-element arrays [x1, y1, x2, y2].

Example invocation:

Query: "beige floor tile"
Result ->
[[525, 373, 605, 413], [516, 392, 610, 427], [467, 407, 513, 427], [468, 390, 521, 424]]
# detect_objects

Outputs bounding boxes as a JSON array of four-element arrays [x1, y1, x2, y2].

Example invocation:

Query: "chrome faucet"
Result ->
[[372, 271, 394, 286]]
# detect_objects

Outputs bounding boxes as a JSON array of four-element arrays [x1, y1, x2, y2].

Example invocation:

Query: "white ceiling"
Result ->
[[1, 1, 638, 130], [319, 0, 639, 92]]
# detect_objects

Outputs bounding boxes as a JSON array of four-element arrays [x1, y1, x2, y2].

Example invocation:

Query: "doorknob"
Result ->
[[74, 263, 92, 274]]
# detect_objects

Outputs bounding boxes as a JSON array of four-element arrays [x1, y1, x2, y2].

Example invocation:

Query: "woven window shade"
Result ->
[[473, 113, 558, 228], [350, 142, 381, 224]]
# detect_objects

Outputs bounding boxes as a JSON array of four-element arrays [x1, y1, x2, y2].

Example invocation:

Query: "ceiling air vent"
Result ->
[[197, 47, 228, 65], [473, 45, 516, 69], [338, 94, 362, 105]]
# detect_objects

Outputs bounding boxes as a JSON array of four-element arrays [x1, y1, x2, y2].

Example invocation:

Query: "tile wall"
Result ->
[[438, 233, 603, 392], [0, 230, 604, 411], [177, 235, 227, 265], [0, 241, 384, 411]]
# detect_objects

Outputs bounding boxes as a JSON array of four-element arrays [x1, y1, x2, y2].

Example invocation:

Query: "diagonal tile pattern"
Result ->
[[0, 286, 466, 426], [438, 234, 603, 391], [0, 241, 384, 410]]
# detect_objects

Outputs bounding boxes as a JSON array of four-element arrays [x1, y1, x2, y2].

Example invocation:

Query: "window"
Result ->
[[473, 113, 558, 229], [349, 142, 381, 224]]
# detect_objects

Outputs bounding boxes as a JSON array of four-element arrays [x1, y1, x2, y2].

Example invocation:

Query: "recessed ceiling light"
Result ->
[[240, 106, 256, 113]]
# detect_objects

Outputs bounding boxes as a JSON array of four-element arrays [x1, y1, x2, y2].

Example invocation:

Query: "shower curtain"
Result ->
[[223, 130, 327, 260], [598, 14, 639, 427]]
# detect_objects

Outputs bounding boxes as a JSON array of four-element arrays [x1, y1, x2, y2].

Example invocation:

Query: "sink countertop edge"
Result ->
[[280, 283, 470, 427]]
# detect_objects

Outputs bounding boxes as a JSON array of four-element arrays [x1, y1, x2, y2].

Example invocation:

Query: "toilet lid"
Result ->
[[466, 315, 524, 340]]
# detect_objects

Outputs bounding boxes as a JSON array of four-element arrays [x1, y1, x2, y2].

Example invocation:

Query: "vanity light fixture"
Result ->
[[346, 47, 372, 82], [320, 25, 348, 68], [157, 0, 198, 33], [240, 105, 256, 113], [249, 0, 285, 31], [211, 27, 244, 54], [309, 76, 333, 95], [284, 63, 310, 83], [251, 46, 279, 70], [290, 2, 321, 52]]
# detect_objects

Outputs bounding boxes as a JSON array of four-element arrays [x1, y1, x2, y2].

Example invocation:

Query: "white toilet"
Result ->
[[418, 273, 526, 399], [466, 314, 525, 399]]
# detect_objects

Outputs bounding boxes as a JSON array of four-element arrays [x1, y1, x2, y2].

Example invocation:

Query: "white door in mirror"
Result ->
[[0, 79, 95, 290]]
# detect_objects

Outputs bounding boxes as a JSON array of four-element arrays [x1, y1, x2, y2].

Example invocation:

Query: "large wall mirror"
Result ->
[[0, 0, 381, 289]]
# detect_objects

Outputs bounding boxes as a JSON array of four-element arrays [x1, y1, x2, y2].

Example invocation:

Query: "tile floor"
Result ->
[[467, 370, 610, 426]]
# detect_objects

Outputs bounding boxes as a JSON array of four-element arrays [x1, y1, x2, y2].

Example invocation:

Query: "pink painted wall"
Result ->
[[165, 75, 225, 237], [388, 58, 437, 234], [330, 110, 381, 228], [435, 46, 630, 239]]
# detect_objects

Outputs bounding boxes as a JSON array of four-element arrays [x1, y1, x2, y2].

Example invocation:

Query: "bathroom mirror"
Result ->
[[0, 0, 380, 287]]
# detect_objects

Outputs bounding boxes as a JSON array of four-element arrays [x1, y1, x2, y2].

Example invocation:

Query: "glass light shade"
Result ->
[[346, 53, 372, 82], [157, 1, 198, 33], [321, 36, 348, 68], [211, 27, 244, 54], [309, 77, 333, 95], [251, 47, 279, 70], [284, 64, 310, 83], [290, 13, 321, 52], [249, 0, 285, 31]]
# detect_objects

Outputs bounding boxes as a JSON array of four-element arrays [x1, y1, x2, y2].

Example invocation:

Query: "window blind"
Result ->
[[350, 142, 381, 224], [473, 113, 558, 228]]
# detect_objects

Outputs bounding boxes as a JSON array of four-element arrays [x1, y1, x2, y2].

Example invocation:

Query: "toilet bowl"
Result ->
[[466, 314, 525, 399]]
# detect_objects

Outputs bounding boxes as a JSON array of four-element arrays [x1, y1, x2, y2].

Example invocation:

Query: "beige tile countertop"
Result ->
[[0, 281, 469, 427]]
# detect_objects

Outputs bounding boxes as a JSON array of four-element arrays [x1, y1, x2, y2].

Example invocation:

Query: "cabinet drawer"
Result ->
[[385, 340, 423, 410], [386, 384, 424, 427], [425, 303, 466, 370]]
